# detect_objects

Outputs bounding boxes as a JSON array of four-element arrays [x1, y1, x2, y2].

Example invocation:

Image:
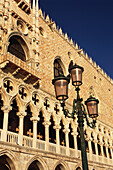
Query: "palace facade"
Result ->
[[0, 0, 113, 169]]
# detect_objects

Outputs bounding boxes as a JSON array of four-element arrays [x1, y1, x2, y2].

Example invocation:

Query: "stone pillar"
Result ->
[[63, 128, 70, 155], [100, 142, 104, 157], [94, 139, 99, 156], [87, 138, 92, 154], [54, 125, 61, 153], [43, 121, 51, 151], [2, 105, 12, 141], [30, 117, 39, 148], [105, 144, 109, 159], [110, 147, 113, 159], [17, 112, 25, 146], [72, 132, 78, 150]]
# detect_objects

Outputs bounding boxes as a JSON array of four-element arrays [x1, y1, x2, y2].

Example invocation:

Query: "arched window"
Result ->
[[54, 59, 64, 77], [8, 36, 26, 61]]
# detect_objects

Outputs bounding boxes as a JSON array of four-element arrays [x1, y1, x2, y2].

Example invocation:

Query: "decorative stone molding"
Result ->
[[1, 105, 12, 112]]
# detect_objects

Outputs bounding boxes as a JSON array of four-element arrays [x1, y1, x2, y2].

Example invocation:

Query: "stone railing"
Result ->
[[36, 139, 46, 150], [7, 131, 19, 145], [60, 145, 66, 155], [49, 142, 56, 153], [0, 129, 113, 166], [23, 135, 33, 147]]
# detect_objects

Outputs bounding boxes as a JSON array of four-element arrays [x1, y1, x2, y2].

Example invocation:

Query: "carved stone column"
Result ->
[[17, 111, 26, 146], [105, 142, 109, 159], [54, 125, 61, 153], [109, 141, 113, 159], [30, 117, 39, 148], [43, 121, 51, 151], [71, 131, 78, 150], [93, 139, 99, 156], [100, 142, 104, 157], [2, 105, 12, 141], [110, 146, 113, 159], [87, 137, 92, 154], [63, 128, 70, 155]]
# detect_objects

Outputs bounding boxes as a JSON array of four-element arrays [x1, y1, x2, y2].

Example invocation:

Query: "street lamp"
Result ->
[[52, 62, 99, 170]]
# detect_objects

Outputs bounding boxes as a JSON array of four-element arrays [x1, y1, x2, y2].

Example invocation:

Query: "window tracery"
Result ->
[[8, 36, 26, 61], [54, 59, 64, 77]]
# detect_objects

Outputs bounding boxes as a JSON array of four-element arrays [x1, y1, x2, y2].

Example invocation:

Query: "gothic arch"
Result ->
[[74, 163, 82, 170], [12, 94, 26, 112], [25, 155, 49, 170], [6, 32, 31, 61], [0, 87, 10, 106], [0, 149, 17, 170], [54, 160, 70, 170], [53, 57, 66, 77]]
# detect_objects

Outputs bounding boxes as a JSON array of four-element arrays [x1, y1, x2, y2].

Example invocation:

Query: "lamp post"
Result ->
[[52, 63, 99, 170]]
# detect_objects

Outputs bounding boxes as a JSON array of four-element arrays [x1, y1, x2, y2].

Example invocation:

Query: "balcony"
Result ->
[[0, 53, 40, 87], [0, 128, 113, 166]]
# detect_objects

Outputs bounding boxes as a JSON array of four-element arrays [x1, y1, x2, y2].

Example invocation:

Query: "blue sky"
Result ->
[[39, 0, 113, 79]]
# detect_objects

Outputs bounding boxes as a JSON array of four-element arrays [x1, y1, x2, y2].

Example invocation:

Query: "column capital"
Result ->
[[30, 116, 39, 122], [17, 111, 26, 117], [98, 141, 103, 146], [86, 137, 92, 142], [63, 128, 70, 134], [1, 105, 12, 112], [54, 125, 61, 130], [71, 131, 78, 136], [43, 121, 51, 127], [104, 143, 108, 147], [93, 139, 98, 143]]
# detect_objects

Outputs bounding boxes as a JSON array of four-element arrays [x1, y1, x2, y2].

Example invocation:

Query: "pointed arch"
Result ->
[[0, 87, 9, 106], [53, 57, 66, 77], [7, 32, 32, 61], [54, 160, 70, 170], [25, 155, 49, 170], [0, 150, 17, 170]]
